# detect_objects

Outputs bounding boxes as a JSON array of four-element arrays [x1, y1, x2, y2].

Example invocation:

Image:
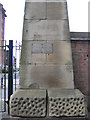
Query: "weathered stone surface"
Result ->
[[26, 0, 46, 2], [20, 40, 46, 64], [20, 40, 72, 65], [22, 20, 70, 41], [47, 2, 68, 20], [26, 0, 66, 2], [47, 0, 66, 2], [10, 89, 46, 117], [20, 40, 32, 64], [19, 65, 74, 89], [32, 43, 53, 54], [25, 2, 46, 20], [25, 1, 67, 20], [32, 43, 42, 53], [48, 89, 87, 117], [46, 40, 72, 64], [31, 54, 46, 64]]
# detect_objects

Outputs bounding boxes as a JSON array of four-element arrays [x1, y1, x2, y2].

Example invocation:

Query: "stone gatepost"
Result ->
[[10, 0, 87, 118]]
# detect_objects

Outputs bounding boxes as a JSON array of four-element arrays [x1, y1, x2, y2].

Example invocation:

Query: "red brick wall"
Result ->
[[71, 40, 89, 110], [0, 4, 6, 65], [71, 40, 88, 96]]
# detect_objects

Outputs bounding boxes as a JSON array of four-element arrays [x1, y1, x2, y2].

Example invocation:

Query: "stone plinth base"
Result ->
[[48, 89, 87, 117], [10, 89, 87, 117], [10, 89, 46, 117]]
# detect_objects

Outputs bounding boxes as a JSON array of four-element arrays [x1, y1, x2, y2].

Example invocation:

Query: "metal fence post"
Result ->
[[8, 40, 13, 114], [4, 40, 6, 112]]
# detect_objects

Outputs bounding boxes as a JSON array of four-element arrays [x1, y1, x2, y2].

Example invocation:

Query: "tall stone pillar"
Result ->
[[10, 0, 87, 117], [20, 0, 74, 89]]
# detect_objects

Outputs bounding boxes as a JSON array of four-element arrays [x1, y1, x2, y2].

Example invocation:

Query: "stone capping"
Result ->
[[32, 43, 53, 54], [70, 32, 90, 40], [71, 38, 90, 41]]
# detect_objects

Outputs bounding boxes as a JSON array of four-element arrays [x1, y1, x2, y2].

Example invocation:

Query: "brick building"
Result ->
[[70, 32, 89, 110], [0, 3, 6, 66]]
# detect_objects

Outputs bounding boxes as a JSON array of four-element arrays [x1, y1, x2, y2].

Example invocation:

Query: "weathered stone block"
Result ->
[[20, 41, 47, 64], [26, 0, 46, 2], [46, 40, 72, 65], [25, 1, 67, 20], [47, 0, 66, 1], [19, 64, 74, 89], [42, 43, 53, 54], [48, 89, 87, 117], [21, 40, 72, 65], [20, 40, 32, 64], [10, 89, 46, 117], [25, 2, 46, 20], [47, 2, 68, 20], [31, 54, 46, 64], [32, 43, 42, 53], [22, 20, 70, 41], [26, 0, 66, 2]]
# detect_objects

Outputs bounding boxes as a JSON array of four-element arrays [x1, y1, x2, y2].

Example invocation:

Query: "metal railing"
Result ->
[[0, 40, 21, 113]]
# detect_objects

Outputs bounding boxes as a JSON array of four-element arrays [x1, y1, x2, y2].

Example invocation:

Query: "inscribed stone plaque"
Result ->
[[42, 43, 53, 54], [32, 43, 53, 54], [32, 43, 42, 53]]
